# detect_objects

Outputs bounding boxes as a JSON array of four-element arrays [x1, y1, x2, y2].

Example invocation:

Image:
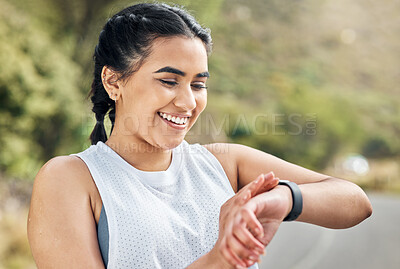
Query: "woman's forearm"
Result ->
[[297, 177, 372, 228]]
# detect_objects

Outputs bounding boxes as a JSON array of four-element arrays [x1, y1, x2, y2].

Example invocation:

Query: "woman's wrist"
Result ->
[[207, 245, 235, 269], [273, 185, 293, 220], [187, 246, 233, 269]]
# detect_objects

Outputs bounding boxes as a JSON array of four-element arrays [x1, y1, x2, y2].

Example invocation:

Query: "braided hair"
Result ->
[[89, 3, 213, 145]]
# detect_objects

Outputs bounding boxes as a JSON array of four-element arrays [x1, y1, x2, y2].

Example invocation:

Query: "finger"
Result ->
[[240, 174, 265, 201], [239, 208, 266, 244], [240, 174, 264, 195], [237, 172, 279, 205], [251, 172, 277, 196], [245, 258, 258, 268], [261, 176, 279, 192], [226, 229, 261, 262], [236, 174, 264, 206], [262, 171, 276, 184], [252, 171, 275, 193], [220, 237, 247, 268], [235, 189, 250, 207], [233, 212, 265, 251], [233, 222, 265, 253]]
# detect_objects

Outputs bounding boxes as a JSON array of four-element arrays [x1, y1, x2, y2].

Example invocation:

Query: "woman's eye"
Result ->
[[159, 79, 178, 86], [191, 83, 208, 90]]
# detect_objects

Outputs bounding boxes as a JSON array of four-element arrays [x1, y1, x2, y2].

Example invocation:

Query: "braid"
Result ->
[[88, 65, 113, 145], [109, 106, 116, 134]]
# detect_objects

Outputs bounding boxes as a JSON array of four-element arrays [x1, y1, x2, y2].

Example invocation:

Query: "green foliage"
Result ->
[[0, 0, 86, 179], [0, 0, 399, 179], [206, 0, 399, 169], [362, 137, 393, 158]]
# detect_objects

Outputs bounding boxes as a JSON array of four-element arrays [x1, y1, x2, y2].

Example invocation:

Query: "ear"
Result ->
[[101, 66, 121, 101]]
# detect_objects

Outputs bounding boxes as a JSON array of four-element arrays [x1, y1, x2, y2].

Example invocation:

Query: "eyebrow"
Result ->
[[154, 66, 210, 78], [196, 72, 210, 78]]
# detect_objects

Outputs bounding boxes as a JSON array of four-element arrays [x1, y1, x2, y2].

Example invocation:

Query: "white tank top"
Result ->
[[71, 140, 259, 269]]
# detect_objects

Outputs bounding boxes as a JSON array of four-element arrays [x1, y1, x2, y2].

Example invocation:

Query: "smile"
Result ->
[[157, 112, 190, 128]]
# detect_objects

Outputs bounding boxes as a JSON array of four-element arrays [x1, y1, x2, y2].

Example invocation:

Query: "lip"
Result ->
[[157, 112, 188, 130]]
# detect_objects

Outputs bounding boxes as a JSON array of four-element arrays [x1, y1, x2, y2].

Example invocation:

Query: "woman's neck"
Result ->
[[105, 134, 173, 172]]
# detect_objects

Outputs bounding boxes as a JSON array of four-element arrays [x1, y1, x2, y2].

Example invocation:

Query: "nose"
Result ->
[[173, 84, 196, 111]]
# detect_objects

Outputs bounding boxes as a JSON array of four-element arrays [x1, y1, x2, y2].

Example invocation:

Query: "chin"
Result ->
[[154, 136, 185, 150]]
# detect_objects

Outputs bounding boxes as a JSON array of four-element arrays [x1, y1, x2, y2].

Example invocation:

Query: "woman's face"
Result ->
[[115, 36, 209, 150]]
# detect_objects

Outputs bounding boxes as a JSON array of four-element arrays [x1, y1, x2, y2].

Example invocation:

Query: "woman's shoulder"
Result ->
[[28, 155, 104, 267], [37, 155, 90, 181], [33, 155, 96, 200]]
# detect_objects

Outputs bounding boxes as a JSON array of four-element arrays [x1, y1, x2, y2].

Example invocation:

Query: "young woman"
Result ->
[[27, 3, 372, 269]]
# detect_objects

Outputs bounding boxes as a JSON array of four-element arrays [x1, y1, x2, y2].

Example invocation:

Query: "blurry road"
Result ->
[[258, 193, 400, 269]]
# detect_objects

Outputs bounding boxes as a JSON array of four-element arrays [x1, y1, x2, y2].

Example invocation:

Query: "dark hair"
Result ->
[[88, 3, 213, 145]]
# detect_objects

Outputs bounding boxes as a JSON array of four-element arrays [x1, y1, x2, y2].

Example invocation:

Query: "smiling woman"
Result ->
[[103, 36, 209, 151], [27, 2, 372, 269]]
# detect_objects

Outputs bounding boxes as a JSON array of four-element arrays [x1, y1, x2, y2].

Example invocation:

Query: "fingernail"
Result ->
[[265, 171, 274, 178], [249, 255, 258, 261]]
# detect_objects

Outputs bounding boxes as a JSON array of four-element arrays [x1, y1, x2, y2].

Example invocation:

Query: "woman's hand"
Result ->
[[239, 185, 292, 248], [211, 172, 279, 268]]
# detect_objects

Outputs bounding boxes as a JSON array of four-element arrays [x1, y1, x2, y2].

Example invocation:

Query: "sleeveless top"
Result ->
[[71, 140, 259, 269]]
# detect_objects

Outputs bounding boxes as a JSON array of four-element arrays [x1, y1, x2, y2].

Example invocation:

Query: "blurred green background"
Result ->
[[0, 0, 399, 268]]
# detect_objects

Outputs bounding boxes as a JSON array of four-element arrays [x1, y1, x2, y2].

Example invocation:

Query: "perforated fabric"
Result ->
[[71, 140, 259, 269]]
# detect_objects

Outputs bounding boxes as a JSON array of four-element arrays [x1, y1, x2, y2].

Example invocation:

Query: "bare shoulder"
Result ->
[[33, 155, 93, 196], [28, 155, 104, 268], [31, 154, 102, 222]]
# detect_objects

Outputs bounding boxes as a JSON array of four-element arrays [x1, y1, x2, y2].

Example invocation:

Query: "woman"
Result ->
[[27, 3, 372, 269]]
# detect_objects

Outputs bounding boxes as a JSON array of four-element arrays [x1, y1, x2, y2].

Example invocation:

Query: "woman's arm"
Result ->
[[209, 143, 372, 228], [234, 144, 372, 228], [27, 156, 105, 268], [202, 143, 372, 268]]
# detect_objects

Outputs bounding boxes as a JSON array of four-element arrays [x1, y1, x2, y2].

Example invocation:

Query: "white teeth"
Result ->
[[171, 116, 181, 124], [159, 112, 188, 125]]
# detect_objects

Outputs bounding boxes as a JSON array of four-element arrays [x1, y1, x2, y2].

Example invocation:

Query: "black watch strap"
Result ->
[[278, 180, 303, 221]]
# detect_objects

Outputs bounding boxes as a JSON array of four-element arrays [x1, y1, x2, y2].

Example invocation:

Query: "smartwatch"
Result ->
[[278, 180, 303, 221]]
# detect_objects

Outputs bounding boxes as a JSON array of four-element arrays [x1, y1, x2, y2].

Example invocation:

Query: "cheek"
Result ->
[[151, 89, 176, 108], [196, 91, 207, 112]]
